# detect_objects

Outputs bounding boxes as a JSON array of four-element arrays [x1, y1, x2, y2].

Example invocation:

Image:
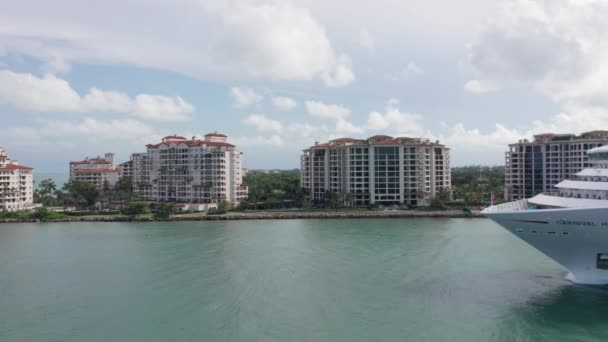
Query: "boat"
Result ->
[[482, 146, 608, 284]]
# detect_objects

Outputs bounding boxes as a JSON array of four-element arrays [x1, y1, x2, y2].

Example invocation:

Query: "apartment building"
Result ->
[[0, 147, 35, 212], [505, 131, 608, 201], [300, 135, 451, 206], [132, 133, 247, 205], [69, 153, 121, 189]]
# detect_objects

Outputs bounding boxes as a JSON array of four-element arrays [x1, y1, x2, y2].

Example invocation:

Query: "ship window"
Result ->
[[531, 230, 537, 234], [597, 254, 608, 270], [547, 232, 556, 235], [562, 232, 569, 235]]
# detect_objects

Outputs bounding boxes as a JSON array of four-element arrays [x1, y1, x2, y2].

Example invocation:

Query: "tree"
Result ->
[[154, 202, 176, 219], [121, 201, 150, 218], [62, 181, 101, 209], [323, 191, 340, 209], [113, 176, 134, 201], [36, 179, 58, 206]]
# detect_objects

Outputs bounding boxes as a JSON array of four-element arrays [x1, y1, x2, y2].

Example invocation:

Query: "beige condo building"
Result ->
[[301, 135, 451, 206], [0, 147, 35, 212], [69, 153, 121, 189], [132, 133, 248, 205], [505, 131, 608, 201]]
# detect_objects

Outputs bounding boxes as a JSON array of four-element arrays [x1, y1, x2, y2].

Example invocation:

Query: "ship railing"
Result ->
[[483, 199, 529, 213]]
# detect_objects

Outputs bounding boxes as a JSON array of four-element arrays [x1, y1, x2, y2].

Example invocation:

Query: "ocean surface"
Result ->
[[1, 218, 607, 342]]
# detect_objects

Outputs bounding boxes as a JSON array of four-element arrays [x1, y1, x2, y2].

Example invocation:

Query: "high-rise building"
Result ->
[[505, 131, 608, 201], [132, 133, 247, 205], [69, 153, 121, 189], [0, 147, 35, 212], [300, 135, 451, 206]]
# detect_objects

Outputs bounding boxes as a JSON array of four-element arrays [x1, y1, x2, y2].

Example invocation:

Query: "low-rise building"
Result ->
[[69, 153, 121, 189], [301, 135, 451, 206], [0, 147, 35, 212], [132, 133, 248, 205], [505, 131, 608, 201]]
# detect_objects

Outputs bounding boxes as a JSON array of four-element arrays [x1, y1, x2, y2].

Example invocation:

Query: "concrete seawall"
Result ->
[[0, 210, 483, 223]]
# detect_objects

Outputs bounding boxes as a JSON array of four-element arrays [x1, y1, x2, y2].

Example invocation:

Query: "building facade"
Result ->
[[0, 147, 35, 212], [505, 131, 608, 201], [132, 133, 248, 205], [300, 136, 451, 206], [69, 153, 121, 189]]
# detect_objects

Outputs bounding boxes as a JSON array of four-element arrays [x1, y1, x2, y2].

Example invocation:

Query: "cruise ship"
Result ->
[[483, 146, 608, 284]]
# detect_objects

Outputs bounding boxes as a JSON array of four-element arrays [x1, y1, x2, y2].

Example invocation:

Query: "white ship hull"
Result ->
[[484, 206, 608, 285]]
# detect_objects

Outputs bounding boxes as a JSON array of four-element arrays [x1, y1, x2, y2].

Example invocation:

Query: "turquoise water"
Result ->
[[1, 218, 607, 342]]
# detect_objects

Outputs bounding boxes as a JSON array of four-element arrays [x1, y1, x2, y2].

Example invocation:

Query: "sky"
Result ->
[[2, 0, 608, 172]]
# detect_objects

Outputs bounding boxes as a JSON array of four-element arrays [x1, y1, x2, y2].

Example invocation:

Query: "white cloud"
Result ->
[[335, 119, 363, 134], [0, 71, 81, 112], [0, 0, 355, 87], [358, 28, 375, 51], [468, 0, 608, 104], [306, 100, 350, 120], [464, 79, 498, 94], [7, 117, 158, 147], [0, 70, 195, 121], [234, 135, 283, 146], [367, 99, 424, 136], [43, 117, 157, 142], [243, 113, 283, 132], [271, 96, 297, 111], [133, 95, 194, 122], [230, 87, 262, 108], [82, 88, 133, 113], [321, 55, 355, 87]]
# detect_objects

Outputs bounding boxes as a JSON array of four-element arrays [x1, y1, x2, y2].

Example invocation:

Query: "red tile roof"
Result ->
[[74, 169, 119, 173], [163, 135, 187, 140], [0, 164, 33, 170], [147, 140, 235, 148], [368, 135, 393, 140], [70, 159, 111, 165], [371, 138, 400, 145], [205, 132, 227, 137]]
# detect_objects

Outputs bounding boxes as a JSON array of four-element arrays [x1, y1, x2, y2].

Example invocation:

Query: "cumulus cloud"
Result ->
[[306, 100, 350, 120], [367, 99, 424, 136], [467, 0, 607, 104], [335, 119, 363, 134], [271, 96, 297, 111], [0, 0, 354, 87], [0, 70, 195, 121], [243, 113, 283, 132], [320, 55, 355, 87], [230, 87, 262, 108], [132, 95, 194, 122]]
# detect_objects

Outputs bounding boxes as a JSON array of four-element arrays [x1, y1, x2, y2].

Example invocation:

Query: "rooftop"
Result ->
[[0, 164, 33, 170]]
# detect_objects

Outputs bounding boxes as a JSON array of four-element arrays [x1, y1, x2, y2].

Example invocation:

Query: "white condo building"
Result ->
[[132, 133, 247, 205], [505, 131, 608, 201], [69, 153, 121, 189], [0, 147, 35, 212], [301, 136, 451, 206]]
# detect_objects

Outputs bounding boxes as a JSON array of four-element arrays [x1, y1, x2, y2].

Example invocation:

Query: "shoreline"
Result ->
[[0, 209, 483, 223]]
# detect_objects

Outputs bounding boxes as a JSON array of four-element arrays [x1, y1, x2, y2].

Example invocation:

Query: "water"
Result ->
[[1, 218, 607, 342], [34, 172, 69, 189]]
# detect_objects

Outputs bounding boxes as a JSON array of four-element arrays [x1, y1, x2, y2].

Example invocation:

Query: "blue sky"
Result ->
[[1, 0, 606, 172]]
